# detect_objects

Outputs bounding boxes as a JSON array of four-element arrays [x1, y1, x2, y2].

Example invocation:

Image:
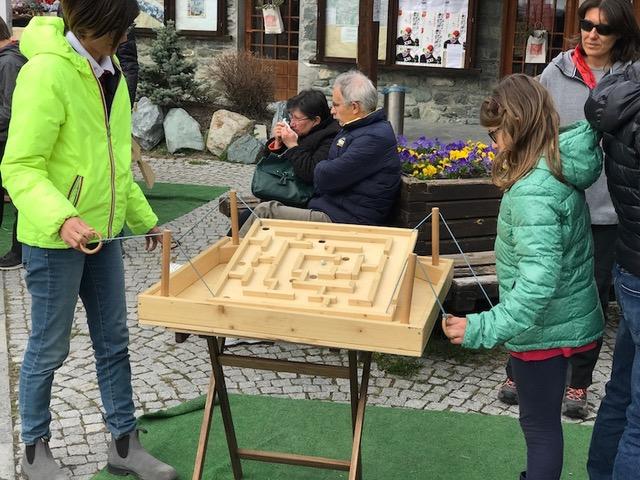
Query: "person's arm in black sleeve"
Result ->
[[283, 135, 333, 184], [117, 31, 139, 107]]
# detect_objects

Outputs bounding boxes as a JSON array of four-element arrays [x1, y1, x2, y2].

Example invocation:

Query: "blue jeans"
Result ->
[[19, 241, 136, 444], [588, 264, 640, 479]]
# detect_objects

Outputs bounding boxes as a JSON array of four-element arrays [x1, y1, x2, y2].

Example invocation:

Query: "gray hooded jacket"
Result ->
[[539, 49, 624, 225]]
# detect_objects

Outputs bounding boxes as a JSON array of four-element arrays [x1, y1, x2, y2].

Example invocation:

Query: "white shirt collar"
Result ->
[[65, 31, 115, 77]]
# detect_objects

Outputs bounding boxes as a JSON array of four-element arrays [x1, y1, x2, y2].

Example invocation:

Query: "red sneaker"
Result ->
[[563, 387, 589, 419]]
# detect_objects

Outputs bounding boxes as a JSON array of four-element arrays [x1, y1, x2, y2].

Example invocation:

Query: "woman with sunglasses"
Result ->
[[497, 0, 640, 420], [0, 1, 176, 478]]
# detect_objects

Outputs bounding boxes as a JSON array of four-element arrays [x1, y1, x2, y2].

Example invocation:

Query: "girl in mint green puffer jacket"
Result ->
[[443, 74, 604, 480]]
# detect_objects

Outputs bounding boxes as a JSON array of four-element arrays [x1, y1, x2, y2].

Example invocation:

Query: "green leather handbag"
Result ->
[[251, 152, 314, 207]]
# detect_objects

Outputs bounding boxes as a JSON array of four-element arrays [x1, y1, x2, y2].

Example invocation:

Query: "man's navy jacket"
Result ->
[[308, 109, 401, 225]]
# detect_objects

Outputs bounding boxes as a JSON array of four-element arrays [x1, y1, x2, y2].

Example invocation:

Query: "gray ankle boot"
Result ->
[[21, 438, 69, 480], [107, 429, 177, 480]]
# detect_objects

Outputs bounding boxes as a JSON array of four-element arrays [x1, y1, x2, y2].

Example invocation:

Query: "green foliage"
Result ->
[[138, 21, 203, 108], [373, 354, 423, 379]]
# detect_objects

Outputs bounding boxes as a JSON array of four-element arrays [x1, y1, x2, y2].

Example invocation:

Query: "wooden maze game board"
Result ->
[[138, 219, 454, 356]]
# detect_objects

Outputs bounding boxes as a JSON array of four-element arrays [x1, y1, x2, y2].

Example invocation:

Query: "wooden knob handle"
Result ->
[[79, 231, 103, 255]]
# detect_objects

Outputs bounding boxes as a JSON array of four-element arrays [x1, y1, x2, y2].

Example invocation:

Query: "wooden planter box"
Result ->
[[393, 175, 503, 256]]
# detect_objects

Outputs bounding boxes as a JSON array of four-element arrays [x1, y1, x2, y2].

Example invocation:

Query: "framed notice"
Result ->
[[175, 0, 220, 33], [136, 0, 225, 37], [395, 0, 470, 68]]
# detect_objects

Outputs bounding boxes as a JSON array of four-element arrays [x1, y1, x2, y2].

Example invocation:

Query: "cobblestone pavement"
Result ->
[[1, 156, 615, 479]]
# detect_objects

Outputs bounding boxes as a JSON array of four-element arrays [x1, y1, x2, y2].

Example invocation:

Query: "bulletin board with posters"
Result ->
[[316, 0, 477, 71], [395, 0, 471, 68]]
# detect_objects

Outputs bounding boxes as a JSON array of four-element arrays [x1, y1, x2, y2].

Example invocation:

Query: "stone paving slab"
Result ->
[[1, 156, 614, 479]]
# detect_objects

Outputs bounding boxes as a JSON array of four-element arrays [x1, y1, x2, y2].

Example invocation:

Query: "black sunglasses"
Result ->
[[580, 19, 615, 36], [488, 127, 500, 143]]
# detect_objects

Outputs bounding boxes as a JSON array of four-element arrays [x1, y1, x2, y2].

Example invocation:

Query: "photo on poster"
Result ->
[[443, 29, 462, 49], [188, 0, 205, 17], [395, 46, 419, 63], [395, 0, 468, 68], [396, 26, 419, 46], [417, 44, 441, 64]]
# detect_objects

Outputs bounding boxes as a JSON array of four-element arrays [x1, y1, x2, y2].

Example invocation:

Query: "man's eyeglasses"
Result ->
[[579, 19, 614, 36], [488, 127, 500, 144]]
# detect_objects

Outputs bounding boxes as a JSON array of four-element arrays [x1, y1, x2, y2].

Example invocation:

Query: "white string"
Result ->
[[412, 212, 433, 231], [438, 212, 494, 308], [384, 210, 435, 312], [415, 258, 448, 318], [174, 240, 217, 299]]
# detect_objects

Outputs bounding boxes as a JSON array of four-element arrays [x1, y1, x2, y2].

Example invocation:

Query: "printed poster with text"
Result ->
[[395, 0, 469, 68]]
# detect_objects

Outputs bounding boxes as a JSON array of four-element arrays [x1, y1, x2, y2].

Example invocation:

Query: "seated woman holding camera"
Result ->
[[266, 89, 340, 188]]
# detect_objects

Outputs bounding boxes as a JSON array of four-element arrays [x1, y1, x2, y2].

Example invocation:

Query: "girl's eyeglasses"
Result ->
[[488, 127, 500, 143], [579, 19, 614, 36]]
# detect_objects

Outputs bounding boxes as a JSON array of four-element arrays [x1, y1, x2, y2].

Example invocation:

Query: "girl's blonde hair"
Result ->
[[480, 74, 563, 190]]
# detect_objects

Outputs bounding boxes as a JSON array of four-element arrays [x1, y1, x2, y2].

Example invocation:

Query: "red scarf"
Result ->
[[572, 46, 597, 89]]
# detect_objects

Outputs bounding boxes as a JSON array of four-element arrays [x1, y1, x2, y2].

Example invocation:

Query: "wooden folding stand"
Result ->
[[140, 192, 453, 479], [189, 337, 372, 480]]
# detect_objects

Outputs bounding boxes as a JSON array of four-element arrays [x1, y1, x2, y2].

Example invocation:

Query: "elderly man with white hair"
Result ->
[[240, 70, 401, 233]]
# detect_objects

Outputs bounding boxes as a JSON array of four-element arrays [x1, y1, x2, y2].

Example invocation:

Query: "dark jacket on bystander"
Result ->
[[585, 61, 640, 277], [309, 109, 401, 225]]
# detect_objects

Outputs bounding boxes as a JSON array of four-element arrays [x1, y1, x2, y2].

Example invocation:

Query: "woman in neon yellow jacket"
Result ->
[[0, 2, 177, 479]]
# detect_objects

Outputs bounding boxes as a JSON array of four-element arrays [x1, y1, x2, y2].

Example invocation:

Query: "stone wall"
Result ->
[[298, 0, 504, 124]]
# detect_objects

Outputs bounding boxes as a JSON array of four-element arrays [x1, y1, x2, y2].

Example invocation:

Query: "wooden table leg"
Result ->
[[348, 352, 372, 480], [191, 369, 218, 480], [208, 337, 243, 479], [348, 351, 363, 480], [191, 337, 234, 480]]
